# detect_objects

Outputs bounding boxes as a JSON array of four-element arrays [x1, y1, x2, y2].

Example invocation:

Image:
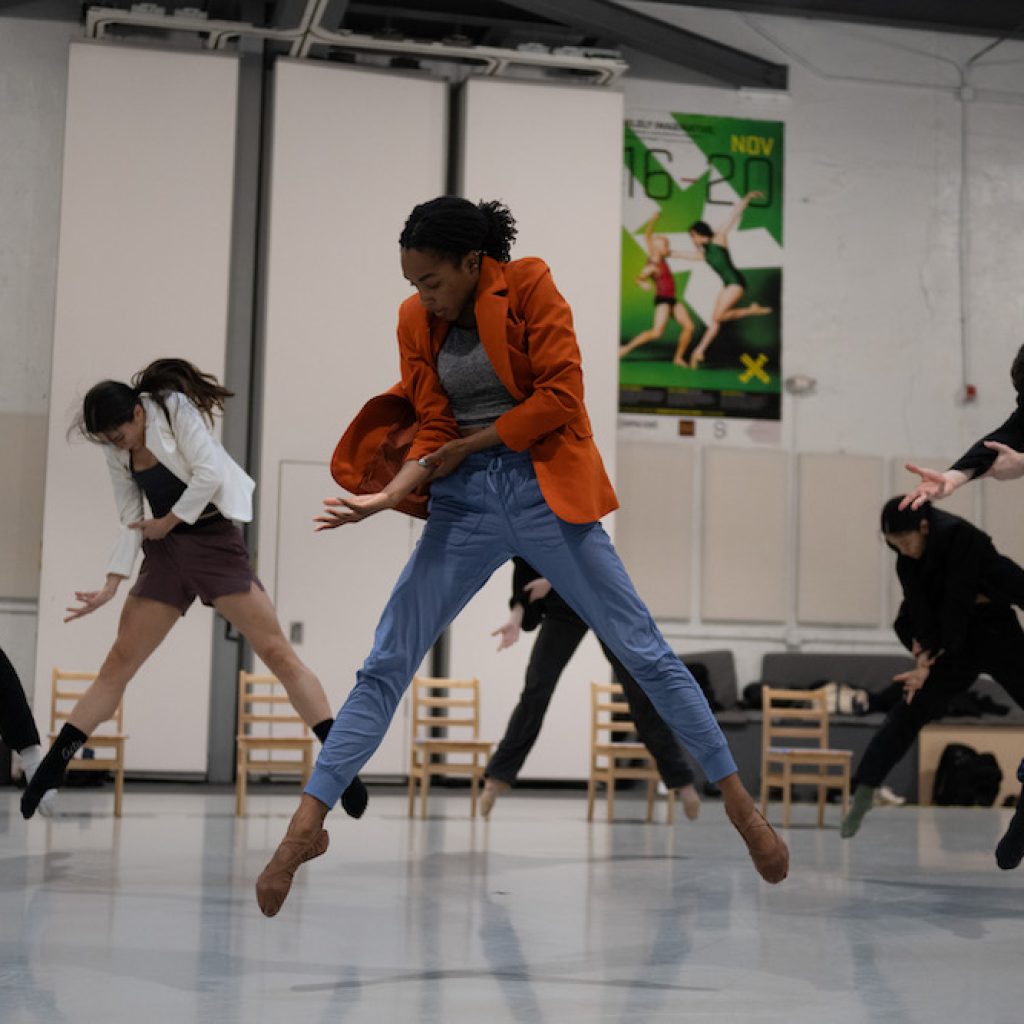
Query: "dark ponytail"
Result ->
[[881, 496, 931, 535], [75, 358, 233, 442], [399, 196, 517, 264]]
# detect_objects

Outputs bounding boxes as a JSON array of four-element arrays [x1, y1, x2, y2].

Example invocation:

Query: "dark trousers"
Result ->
[[0, 645, 40, 753], [855, 606, 1024, 788], [487, 602, 696, 788]]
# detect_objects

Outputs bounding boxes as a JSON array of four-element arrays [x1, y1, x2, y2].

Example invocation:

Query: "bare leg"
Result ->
[[22, 596, 179, 818], [671, 302, 695, 367], [214, 584, 332, 727], [69, 597, 181, 733], [620, 302, 670, 357], [688, 284, 743, 368], [717, 304, 772, 322]]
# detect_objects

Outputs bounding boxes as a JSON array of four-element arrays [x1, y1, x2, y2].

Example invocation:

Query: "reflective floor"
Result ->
[[0, 785, 1021, 1024]]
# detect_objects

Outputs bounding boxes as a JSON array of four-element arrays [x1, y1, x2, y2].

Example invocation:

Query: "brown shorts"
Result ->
[[129, 519, 263, 615]]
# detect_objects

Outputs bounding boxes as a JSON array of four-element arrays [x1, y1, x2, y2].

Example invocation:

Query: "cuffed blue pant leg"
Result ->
[[305, 467, 510, 807], [509, 473, 736, 783]]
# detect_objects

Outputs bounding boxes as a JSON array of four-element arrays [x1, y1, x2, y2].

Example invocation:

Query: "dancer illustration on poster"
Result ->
[[682, 191, 773, 369], [618, 211, 695, 367]]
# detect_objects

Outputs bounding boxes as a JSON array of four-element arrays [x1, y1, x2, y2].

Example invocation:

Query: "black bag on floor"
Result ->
[[932, 743, 1003, 807]]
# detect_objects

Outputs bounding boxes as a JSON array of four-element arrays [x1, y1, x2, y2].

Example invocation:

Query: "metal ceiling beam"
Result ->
[[503, 0, 788, 88], [644, 0, 1024, 40]]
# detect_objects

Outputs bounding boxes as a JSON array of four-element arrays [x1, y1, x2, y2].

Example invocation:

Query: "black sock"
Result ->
[[21, 723, 86, 820], [312, 718, 368, 820], [996, 786, 1024, 870]]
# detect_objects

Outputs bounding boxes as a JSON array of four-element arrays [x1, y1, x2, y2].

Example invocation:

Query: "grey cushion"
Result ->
[[760, 652, 914, 694], [677, 649, 739, 710]]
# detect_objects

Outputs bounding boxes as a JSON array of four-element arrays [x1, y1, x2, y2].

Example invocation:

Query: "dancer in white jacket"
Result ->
[[22, 359, 366, 820]]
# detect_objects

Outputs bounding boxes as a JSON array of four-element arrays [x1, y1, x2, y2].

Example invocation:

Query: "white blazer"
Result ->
[[103, 392, 255, 578]]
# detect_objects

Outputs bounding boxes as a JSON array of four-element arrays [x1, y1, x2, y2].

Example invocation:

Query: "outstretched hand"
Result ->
[[899, 464, 954, 510], [64, 584, 116, 622], [315, 492, 396, 530], [491, 619, 522, 651]]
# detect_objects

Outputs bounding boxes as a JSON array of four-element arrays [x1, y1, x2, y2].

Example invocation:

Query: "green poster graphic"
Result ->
[[620, 112, 784, 420]]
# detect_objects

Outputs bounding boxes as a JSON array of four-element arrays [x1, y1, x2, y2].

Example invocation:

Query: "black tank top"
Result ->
[[131, 460, 221, 531]]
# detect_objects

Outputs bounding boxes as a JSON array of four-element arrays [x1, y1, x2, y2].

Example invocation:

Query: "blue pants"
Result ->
[[306, 448, 737, 807]]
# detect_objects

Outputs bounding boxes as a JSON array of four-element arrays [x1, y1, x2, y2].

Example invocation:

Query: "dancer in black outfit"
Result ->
[[902, 342, 1024, 868], [0, 646, 56, 816], [481, 557, 701, 820], [841, 498, 1024, 839]]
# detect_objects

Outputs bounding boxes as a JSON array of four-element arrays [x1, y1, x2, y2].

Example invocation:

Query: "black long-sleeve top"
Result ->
[[892, 509, 1024, 656], [949, 401, 1024, 478]]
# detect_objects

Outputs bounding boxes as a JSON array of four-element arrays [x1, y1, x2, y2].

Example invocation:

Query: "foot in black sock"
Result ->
[[996, 786, 1024, 870], [21, 724, 86, 820], [312, 718, 369, 819], [341, 776, 368, 819]]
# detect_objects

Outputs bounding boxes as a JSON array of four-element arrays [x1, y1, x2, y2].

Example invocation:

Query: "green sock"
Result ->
[[840, 784, 876, 839]]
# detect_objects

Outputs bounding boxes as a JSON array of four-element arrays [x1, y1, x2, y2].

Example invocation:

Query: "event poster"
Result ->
[[620, 112, 783, 421]]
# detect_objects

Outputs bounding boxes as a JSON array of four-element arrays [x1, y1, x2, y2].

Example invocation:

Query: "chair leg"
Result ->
[[782, 762, 792, 828], [645, 778, 655, 823], [841, 767, 851, 818], [420, 769, 431, 819], [114, 758, 124, 819], [236, 744, 246, 818], [666, 786, 675, 826], [407, 765, 417, 819], [817, 777, 826, 829], [760, 764, 768, 815], [607, 771, 615, 823], [470, 764, 480, 819], [586, 772, 596, 822]]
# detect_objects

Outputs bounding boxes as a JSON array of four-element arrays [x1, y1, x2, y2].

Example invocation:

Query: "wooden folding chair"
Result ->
[[588, 682, 675, 824], [407, 676, 493, 819], [760, 686, 853, 827], [235, 671, 314, 816], [50, 670, 127, 817]]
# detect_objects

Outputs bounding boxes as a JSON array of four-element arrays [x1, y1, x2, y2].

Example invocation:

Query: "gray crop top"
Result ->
[[436, 324, 518, 429]]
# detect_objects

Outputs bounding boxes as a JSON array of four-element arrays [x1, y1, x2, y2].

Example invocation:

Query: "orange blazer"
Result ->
[[332, 255, 618, 524]]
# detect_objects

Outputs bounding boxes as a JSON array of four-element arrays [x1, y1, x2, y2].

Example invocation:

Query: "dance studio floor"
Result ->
[[0, 786, 1020, 1024]]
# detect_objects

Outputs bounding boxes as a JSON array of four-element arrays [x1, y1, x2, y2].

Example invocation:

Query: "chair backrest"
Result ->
[[51, 670, 123, 733], [590, 682, 638, 746], [410, 676, 480, 741], [761, 687, 829, 752], [238, 671, 310, 738]]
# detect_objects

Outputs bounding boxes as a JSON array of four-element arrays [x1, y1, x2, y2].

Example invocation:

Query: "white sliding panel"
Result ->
[[616, 441, 694, 621], [261, 62, 446, 774], [446, 79, 623, 780], [35, 43, 238, 772], [797, 453, 885, 626], [702, 447, 787, 623]]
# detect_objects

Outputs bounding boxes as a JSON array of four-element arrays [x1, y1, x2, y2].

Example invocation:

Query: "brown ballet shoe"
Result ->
[[729, 806, 789, 884], [481, 778, 511, 820], [255, 827, 330, 917]]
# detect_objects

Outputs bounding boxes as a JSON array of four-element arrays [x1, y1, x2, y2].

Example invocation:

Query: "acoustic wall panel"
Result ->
[[797, 453, 885, 626], [615, 441, 694, 620], [260, 63, 446, 773], [702, 447, 788, 623], [448, 79, 624, 779], [0, 412, 46, 599], [35, 43, 239, 772]]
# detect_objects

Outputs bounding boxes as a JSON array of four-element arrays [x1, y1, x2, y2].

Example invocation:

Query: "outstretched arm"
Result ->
[[642, 212, 659, 257], [717, 190, 763, 241]]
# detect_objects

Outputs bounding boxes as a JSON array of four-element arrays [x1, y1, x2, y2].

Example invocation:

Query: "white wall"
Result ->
[[258, 62, 447, 773], [447, 80, 624, 779], [33, 42, 239, 772], [615, 4, 1024, 688], [0, 15, 79, 698]]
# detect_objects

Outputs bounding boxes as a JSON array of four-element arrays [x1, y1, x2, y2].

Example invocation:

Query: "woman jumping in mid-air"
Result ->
[[619, 212, 695, 368], [677, 190, 772, 369]]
